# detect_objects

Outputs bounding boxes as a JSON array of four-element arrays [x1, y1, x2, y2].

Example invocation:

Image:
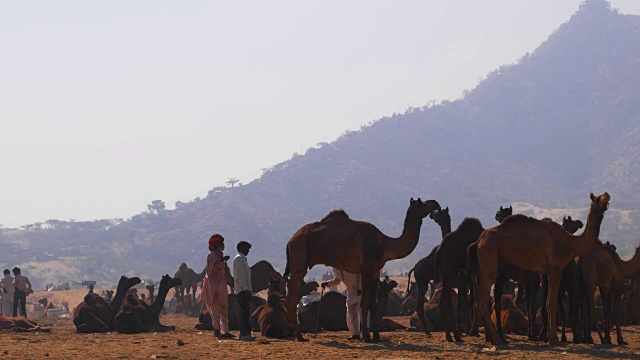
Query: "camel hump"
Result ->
[[321, 209, 350, 222], [500, 214, 534, 226]]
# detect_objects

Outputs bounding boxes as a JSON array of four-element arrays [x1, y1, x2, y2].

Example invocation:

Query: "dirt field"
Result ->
[[2, 312, 640, 360]]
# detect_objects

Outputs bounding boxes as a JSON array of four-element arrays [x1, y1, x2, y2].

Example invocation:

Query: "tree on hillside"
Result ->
[[147, 200, 166, 214], [226, 178, 239, 187]]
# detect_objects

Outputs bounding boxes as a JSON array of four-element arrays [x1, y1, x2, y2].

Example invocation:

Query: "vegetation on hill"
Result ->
[[2, 1, 640, 288]]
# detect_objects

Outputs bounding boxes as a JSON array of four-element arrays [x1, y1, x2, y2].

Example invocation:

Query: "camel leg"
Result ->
[[477, 270, 503, 345], [564, 266, 583, 344], [467, 276, 479, 337], [580, 285, 595, 344], [285, 272, 307, 342], [538, 275, 549, 342], [558, 291, 567, 342], [600, 288, 612, 345], [414, 280, 431, 336], [76, 310, 110, 333], [494, 272, 507, 343], [360, 276, 372, 343], [439, 277, 459, 342], [613, 286, 627, 345], [369, 277, 381, 343], [546, 267, 562, 345]]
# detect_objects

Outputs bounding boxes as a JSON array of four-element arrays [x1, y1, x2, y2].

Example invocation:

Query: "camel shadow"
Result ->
[[467, 341, 638, 359], [318, 339, 465, 354]]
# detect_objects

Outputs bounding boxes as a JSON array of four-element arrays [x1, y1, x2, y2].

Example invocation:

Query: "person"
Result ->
[[200, 234, 234, 338], [12, 267, 32, 317], [233, 240, 254, 341], [87, 284, 95, 295], [321, 267, 362, 340], [0, 269, 14, 316]]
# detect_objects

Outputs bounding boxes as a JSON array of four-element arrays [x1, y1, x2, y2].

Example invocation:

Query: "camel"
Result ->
[[489, 295, 528, 335], [249, 280, 318, 332], [259, 292, 294, 339], [297, 280, 405, 334], [476, 192, 611, 345], [435, 218, 486, 342], [385, 291, 402, 316], [174, 263, 206, 304], [577, 241, 640, 345], [535, 216, 585, 344], [115, 274, 182, 334], [405, 206, 452, 335], [251, 260, 286, 296], [401, 291, 417, 316], [0, 316, 51, 332], [493, 215, 585, 344], [409, 287, 458, 332], [73, 275, 141, 333], [284, 198, 440, 342]]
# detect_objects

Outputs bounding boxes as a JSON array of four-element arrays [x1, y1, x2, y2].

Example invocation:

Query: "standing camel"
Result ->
[[405, 206, 452, 336], [476, 192, 610, 345], [577, 241, 640, 345], [437, 206, 512, 342], [174, 263, 205, 304], [284, 198, 440, 342]]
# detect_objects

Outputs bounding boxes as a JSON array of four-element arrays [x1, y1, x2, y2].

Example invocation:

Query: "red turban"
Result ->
[[208, 233, 225, 248]]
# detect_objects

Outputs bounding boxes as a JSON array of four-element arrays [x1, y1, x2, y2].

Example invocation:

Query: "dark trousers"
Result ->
[[13, 289, 27, 317], [236, 292, 252, 336]]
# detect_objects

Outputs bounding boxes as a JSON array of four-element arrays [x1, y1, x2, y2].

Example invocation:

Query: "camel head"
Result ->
[[429, 207, 451, 228], [562, 216, 584, 234], [145, 284, 155, 293], [409, 198, 440, 219], [378, 280, 398, 296], [495, 205, 513, 223], [590, 192, 610, 218], [161, 274, 183, 290]]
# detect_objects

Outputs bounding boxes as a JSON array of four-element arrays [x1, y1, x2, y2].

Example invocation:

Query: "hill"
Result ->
[[2, 0, 640, 288]]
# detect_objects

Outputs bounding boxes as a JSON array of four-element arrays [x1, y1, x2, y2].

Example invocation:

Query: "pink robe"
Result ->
[[201, 250, 228, 306]]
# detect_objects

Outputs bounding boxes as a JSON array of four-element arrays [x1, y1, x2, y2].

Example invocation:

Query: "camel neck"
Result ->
[[570, 208, 603, 257], [617, 246, 640, 278], [152, 282, 170, 314], [440, 222, 452, 239], [383, 214, 423, 261], [111, 283, 131, 313]]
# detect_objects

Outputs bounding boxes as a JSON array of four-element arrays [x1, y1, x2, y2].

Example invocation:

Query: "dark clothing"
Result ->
[[13, 289, 27, 317], [236, 291, 252, 336]]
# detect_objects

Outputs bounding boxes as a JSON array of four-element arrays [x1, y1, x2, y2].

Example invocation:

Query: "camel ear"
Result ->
[[417, 197, 422, 203], [590, 192, 595, 201], [509, 206, 512, 211], [500, 206, 503, 210], [410, 197, 414, 202], [445, 207, 449, 212]]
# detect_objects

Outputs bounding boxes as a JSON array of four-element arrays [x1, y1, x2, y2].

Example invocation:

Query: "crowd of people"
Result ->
[[0, 267, 33, 317]]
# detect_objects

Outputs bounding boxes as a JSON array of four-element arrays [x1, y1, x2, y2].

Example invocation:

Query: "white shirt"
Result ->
[[232, 253, 252, 294], [0, 274, 15, 298], [325, 268, 362, 305]]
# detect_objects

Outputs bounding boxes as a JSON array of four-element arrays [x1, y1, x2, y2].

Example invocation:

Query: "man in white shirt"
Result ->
[[321, 268, 362, 340], [233, 241, 254, 341], [0, 269, 14, 316]]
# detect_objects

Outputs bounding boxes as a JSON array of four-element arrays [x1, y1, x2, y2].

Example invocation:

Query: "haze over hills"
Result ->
[[3, 0, 640, 288]]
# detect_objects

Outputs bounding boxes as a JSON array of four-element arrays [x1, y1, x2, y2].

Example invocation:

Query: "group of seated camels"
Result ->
[[9, 191, 640, 348]]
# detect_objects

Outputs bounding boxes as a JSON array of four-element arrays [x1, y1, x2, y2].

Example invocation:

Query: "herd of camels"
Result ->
[[11, 191, 639, 348]]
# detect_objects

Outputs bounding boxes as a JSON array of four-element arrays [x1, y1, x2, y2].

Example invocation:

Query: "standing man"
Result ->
[[233, 241, 254, 341], [200, 234, 234, 338], [321, 268, 362, 340], [12, 267, 32, 317], [0, 269, 14, 316]]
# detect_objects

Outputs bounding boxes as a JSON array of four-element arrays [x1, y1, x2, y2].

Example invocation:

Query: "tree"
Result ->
[[226, 178, 239, 187], [147, 200, 166, 214]]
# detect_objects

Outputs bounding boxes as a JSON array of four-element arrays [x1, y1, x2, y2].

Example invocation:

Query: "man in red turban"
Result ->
[[201, 234, 233, 338]]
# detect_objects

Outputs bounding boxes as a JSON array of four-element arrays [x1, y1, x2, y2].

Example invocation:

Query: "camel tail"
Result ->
[[434, 245, 443, 283], [467, 242, 478, 277], [405, 268, 414, 297], [283, 244, 291, 281]]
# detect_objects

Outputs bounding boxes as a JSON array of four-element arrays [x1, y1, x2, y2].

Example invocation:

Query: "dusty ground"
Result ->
[[2, 313, 640, 360]]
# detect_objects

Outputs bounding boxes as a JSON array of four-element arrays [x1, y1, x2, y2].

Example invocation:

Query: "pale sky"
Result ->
[[1, 1, 639, 228]]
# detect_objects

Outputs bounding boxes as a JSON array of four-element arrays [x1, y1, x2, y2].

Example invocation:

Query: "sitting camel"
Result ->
[[489, 295, 528, 335], [0, 316, 51, 332], [114, 274, 182, 334], [73, 275, 141, 333], [259, 292, 294, 339], [409, 287, 457, 332]]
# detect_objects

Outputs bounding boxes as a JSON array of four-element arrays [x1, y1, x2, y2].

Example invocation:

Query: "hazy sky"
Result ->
[[2, 1, 639, 228]]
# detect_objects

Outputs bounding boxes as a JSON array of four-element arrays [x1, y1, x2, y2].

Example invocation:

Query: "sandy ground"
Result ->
[[2, 313, 640, 360]]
